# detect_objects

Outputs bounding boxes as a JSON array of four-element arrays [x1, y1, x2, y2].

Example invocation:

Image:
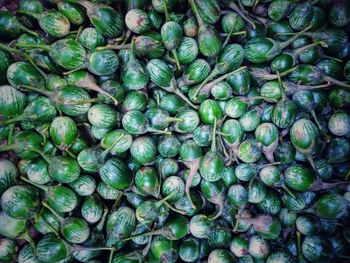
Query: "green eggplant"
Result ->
[[49, 116, 78, 150], [77, 1, 123, 37], [328, 111, 350, 137], [0, 11, 37, 39], [57, 1, 86, 25], [267, 0, 294, 21], [244, 24, 313, 63], [161, 7, 183, 70], [78, 27, 105, 49], [0, 96, 57, 125], [288, 3, 313, 30], [230, 235, 249, 257], [302, 235, 332, 262], [135, 167, 160, 198], [147, 59, 197, 109], [193, 125, 212, 147], [237, 139, 262, 163], [329, 0, 350, 27], [130, 136, 157, 165], [0, 50, 13, 84], [189, 0, 222, 57], [125, 9, 151, 34], [177, 37, 198, 65], [101, 129, 133, 155], [327, 138, 350, 163], [36, 233, 116, 263], [248, 235, 270, 259], [157, 135, 181, 158], [87, 103, 119, 129], [99, 157, 133, 190], [194, 45, 244, 97], [0, 238, 16, 262], [85, 49, 119, 76], [17, 38, 86, 70], [208, 249, 235, 263], [0, 85, 27, 118], [122, 39, 149, 91], [183, 17, 198, 37], [106, 206, 136, 247], [19, 10, 70, 38], [179, 237, 200, 262], [198, 99, 223, 125], [1, 184, 39, 219], [0, 131, 43, 159], [255, 122, 279, 162], [0, 159, 18, 196], [81, 195, 104, 224], [290, 118, 319, 170], [227, 184, 248, 208], [6, 61, 45, 89], [69, 174, 96, 196]]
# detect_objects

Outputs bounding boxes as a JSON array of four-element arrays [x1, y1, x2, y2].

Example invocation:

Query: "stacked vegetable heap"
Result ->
[[1, 0, 350, 262]]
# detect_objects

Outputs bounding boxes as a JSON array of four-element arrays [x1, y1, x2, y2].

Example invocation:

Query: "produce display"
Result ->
[[1, 0, 350, 262]]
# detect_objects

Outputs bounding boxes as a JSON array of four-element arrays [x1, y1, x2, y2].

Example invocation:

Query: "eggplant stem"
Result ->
[[208, 201, 223, 221], [0, 144, 16, 152], [16, 43, 50, 52], [77, 79, 119, 105], [228, 1, 256, 29], [0, 115, 25, 125], [305, 153, 318, 173], [20, 176, 49, 192], [164, 201, 187, 215], [280, 24, 314, 50], [73, 245, 117, 252], [96, 44, 131, 51], [18, 24, 39, 37], [174, 89, 198, 109], [296, 231, 304, 262], [184, 160, 200, 209], [75, 25, 83, 41], [100, 133, 125, 160], [96, 207, 109, 233], [195, 66, 247, 99], [0, 43, 22, 54], [41, 202, 64, 223], [188, 0, 205, 29], [7, 123, 15, 144], [147, 127, 172, 135], [281, 184, 296, 198], [171, 49, 182, 70], [322, 54, 343, 63], [57, 98, 101, 105], [277, 71, 287, 102], [108, 250, 115, 263], [19, 85, 53, 97], [19, 231, 36, 251], [323, 76, 350, 89], [293, 41, 328, 56], [65, 148, 77, 159], [193, 68, 219, 99]]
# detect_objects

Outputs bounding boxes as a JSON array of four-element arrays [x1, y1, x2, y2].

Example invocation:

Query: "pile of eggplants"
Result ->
[[0, 0, 350, 262]]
